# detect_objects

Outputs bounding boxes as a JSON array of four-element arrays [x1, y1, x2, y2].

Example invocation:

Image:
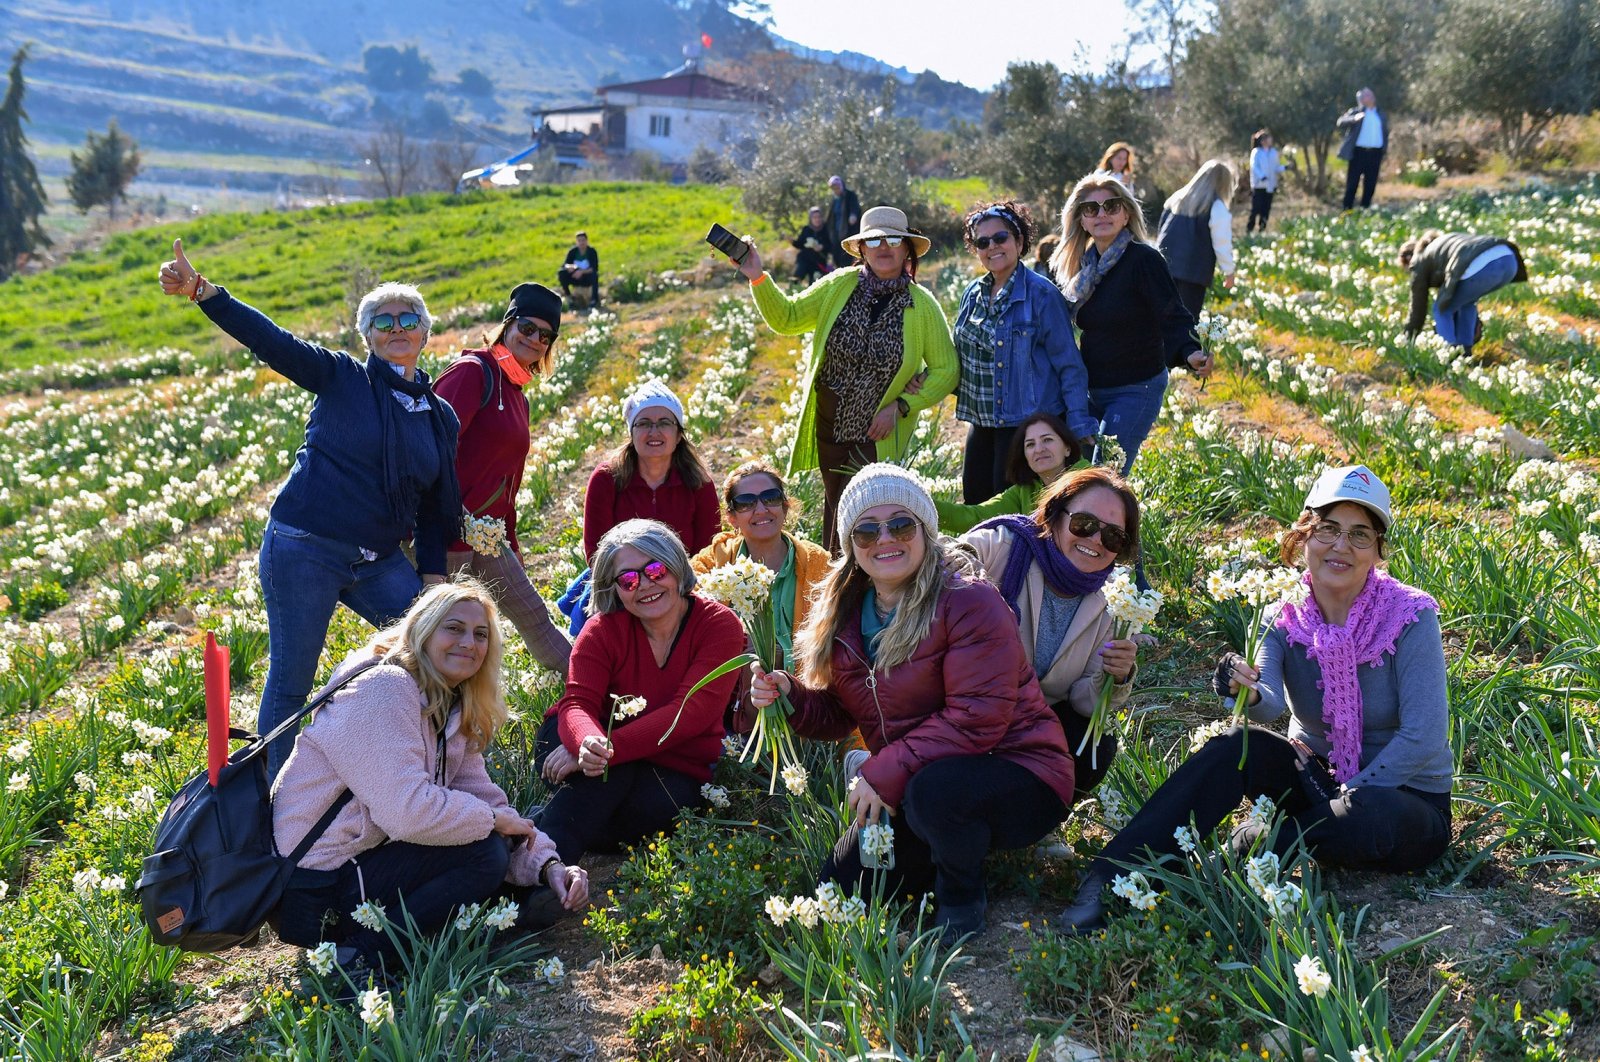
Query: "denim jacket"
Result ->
[[954, 264, 1095, 438]]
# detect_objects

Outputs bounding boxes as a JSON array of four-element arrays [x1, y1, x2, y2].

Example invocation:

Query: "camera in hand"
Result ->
[[705, 223, 751, 264]]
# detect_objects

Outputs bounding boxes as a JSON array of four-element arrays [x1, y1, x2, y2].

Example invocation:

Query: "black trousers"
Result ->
[[1054, 703, 1117, 796], [814, 384, 878, 556], [1247, 189, 1275, 232], [558, 267, 601, 304], [1343, 148, 1383, 210], [533, 714, 704, 863], [1087, 727, 1451, 884], [821, 755, 1066, 910], [961, 424, 1020, 504], [1174, 280, 1208, 319], [275, 834, 510, 961]]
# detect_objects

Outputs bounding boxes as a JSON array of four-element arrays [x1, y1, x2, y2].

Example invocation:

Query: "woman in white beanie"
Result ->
[[745, 464, 1075, 943]]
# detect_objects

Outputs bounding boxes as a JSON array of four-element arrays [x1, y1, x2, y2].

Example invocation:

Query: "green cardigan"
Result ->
[[935, 481, 1045, 534], [750, 269, 958, 474]]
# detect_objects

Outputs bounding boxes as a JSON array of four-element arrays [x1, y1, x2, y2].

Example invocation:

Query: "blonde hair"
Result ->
[[792, 519, 958, 687], [365, 578, 507, 753], [1166, 159, 1238, 219], [478, 319, 557, 377], [1099, 141, 1137, 178], [1049, 172, 1151, 284]]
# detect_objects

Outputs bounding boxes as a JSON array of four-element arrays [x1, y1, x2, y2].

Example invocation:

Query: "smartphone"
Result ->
[[857, 810, 896, 871], [705, 223, 751, 264]]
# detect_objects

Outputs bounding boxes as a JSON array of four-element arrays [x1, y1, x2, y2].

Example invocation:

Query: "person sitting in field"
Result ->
[[746, 464, 1075, 943], [558, 231, 601, 310], [535, 520, 746, 863], [791, 206, 832, 285], [935, 412, 1084, 534], [1058, 465, 1454, 933], [960, 466, 1143, 793], [271, 580, 589, 977]]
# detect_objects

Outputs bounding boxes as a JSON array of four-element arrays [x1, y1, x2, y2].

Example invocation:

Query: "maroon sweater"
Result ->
[[435, 350, 528, 554], [582, 463, 720, 563], [555, 596, 745, 782]]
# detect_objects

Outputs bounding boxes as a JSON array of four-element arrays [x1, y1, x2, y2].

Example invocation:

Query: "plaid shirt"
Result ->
[[954, 270, 1017, 426]]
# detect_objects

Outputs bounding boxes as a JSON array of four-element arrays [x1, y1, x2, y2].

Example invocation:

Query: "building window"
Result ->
[[649, 114, 672, 137]]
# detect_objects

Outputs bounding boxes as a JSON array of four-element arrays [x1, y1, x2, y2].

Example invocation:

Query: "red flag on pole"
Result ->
[[204, 632, 231, 787]]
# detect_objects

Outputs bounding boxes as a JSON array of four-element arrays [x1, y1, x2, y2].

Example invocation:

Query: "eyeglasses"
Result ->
[[850, 515, 920, 549], [1065, 511, 1130, 555], [1310, 521, 1379, 550], [1078, 199, 1126, 218], [514, 319, 558, 344], [862, 236, 904, 249], [371, 311, 422, 333], [631, 417, 680, 434], [615, 560, 670, 593], [972, 231, 1013, 250], [730, 487, 786, 513]]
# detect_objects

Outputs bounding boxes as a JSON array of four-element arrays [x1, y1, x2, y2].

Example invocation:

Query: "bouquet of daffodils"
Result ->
[[460, 512, 509, 557], [690, 554, 802, 794], [1078, 566, 1162, 769], [1196, 312, 1231, 392], [1205, 564, 1308, 766]]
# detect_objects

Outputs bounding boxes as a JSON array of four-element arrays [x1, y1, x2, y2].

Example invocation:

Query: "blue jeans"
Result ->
[[258, 519, 422, 776], [1433, 253, 1520, 350], [1088, 369, 1169, 473]]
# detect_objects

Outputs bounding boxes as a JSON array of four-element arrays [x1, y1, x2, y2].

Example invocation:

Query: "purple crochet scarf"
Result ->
[[976, 514, 1114, 617], [1274, 568, 1439, 783]]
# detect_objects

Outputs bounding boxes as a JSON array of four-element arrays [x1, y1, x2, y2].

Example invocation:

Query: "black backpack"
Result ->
[[435, 350, 497, 411], [136, 660, 379, 952]]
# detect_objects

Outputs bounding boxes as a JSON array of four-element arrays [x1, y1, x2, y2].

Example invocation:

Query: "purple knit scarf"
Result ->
[[1274, 568, 1439, 783], [976, 514, 1114, 617]]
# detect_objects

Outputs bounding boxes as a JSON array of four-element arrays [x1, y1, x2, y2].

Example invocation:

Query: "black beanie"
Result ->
[[503, 283, 563, 332]]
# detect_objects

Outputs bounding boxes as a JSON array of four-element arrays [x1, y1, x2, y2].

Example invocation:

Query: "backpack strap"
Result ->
[[283, 789, 355, 866], [436, 350, 496, 410], [252, 657, 386, 755]]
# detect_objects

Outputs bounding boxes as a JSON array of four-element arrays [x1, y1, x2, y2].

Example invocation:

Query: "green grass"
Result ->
[[0, 182, 777, 365], [29, 141, 364, 180]]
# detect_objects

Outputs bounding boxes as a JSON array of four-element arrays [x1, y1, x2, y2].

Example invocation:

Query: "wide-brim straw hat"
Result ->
[[840, 205, 931, 259]]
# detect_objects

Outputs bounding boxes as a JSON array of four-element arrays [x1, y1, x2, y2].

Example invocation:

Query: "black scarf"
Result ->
[[365, 353, 462, 527]]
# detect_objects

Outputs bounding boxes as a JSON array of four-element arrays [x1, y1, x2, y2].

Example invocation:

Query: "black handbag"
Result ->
[[136, 659, 379, 952]]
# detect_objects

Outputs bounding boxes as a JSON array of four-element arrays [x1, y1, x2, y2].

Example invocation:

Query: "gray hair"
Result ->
[[356, 282, 433, 352], [588, 519, 696, 616], [1166, 159, 1238, 219]]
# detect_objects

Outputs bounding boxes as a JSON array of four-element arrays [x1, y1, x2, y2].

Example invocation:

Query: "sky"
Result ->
[[758, 0, 1139, 91]]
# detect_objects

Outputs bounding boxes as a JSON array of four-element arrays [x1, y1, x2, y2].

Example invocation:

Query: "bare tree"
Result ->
[[1130, 0, 1202, 86], [360, 121, 421, 198], [427, 132, 484, 192]]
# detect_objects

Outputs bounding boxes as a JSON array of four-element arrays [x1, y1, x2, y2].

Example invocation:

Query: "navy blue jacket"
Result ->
[[1156, 209, 1216, 287], [200, 288, 458, 574]]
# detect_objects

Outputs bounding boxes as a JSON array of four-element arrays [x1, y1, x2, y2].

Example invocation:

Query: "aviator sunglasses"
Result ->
[[729, 487, 786, 513], [1066, 511, 1129, 555], [514, 319, 558, 344], [615, 560, 670, 593], [862, 236, 905, 249], [850, 515, 920, 550], [371, 311, 422, 333]]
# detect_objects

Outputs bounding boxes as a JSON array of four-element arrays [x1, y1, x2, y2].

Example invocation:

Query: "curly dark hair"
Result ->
[[963, 200, 1036, 260]]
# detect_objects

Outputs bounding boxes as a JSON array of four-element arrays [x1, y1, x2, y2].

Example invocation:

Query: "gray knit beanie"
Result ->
[[835, 463, 939, 551]]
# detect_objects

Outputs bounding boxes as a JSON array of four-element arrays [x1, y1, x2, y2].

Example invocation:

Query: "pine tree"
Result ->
[[66, 119, 142, 219], [0, 45, 51, 281]]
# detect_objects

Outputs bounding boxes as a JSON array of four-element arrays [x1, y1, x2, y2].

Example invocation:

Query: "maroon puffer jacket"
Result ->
[[786, 575, 1075, 808]]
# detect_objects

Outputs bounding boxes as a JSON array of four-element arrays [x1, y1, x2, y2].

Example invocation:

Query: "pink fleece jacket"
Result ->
[[271, 652, 557, 886]]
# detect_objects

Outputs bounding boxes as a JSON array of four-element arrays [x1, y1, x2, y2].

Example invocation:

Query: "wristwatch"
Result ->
[[895, 397, 911, 417]]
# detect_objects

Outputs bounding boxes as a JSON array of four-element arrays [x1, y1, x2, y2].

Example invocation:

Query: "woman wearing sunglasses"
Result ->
[[935, 412, 1086, 534], [727, 205, 957, 552], [954, 201, 1097, 504], [435, 283, 573, 678], [535, 520, 745, 863], [746, 464, 1075, 943], [690, 460, 831, 670], [1048, 173, 1208, 473], [960, 466, 1142, 793], [1059, 465, 1454, 933], [157, 239, 460, 777]]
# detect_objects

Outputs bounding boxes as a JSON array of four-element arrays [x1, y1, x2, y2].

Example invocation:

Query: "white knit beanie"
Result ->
[[622, 379, 685, 430], [835, 463, 938, 551]]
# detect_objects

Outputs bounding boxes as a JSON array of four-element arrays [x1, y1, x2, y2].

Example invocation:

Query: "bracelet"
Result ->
[[750, 272, 768, 287], [189, 275, 207, 302], [895, 397, 911, 417], [539, 855, 561, 886]]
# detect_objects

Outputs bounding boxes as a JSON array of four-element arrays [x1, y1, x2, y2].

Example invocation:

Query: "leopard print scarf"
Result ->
[[818, 269, 914, 442]]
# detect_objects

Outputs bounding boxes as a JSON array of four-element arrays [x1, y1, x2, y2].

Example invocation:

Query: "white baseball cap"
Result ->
[[1304, 464, 1392, 530]]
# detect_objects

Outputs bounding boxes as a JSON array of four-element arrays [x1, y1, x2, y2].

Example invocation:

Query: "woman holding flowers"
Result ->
[[1059, 465, 1454, 933], [728, 206, 958, 551], [953, 201, 1097, 503], [537, 520, 746, 863], [272, 580, 588, 976], [158, 239, 459, 778], [746, 464, 1075, 942], [960, 466, 1142, 793], [935, 412, 1085, 535], [1049, 173, 1209, 473], [436, 283, 572, 678]]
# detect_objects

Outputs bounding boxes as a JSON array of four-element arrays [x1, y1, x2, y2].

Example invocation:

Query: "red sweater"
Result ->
[[582, 463, 720, 563], [435, 350, 528, 554], [555, 596, 745, 782]]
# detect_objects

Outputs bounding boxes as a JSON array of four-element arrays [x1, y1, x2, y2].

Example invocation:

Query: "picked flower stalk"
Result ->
[[602, 693, 647, 782], [1205, 564, 1307, 767], [1078, 566, 1162, 769]]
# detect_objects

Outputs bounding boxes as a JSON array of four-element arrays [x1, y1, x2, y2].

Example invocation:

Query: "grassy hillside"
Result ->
[[0, 182, 778, 365]]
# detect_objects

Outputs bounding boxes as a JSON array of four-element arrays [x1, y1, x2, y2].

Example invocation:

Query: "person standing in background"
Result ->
[[825, 175, 863, 269], [1337, 88, 1387, 211], [1247, 129, 1289, 233]]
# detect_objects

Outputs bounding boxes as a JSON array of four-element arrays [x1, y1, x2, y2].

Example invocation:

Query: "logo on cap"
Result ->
[[1344, 470, 1371, 487]]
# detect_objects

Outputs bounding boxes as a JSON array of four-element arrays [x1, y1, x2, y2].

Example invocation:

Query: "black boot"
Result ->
[[1057, 867, 1110, 935]]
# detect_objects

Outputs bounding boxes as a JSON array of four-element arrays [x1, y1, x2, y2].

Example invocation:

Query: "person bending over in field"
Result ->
[[1399, 230, 1528, 358]]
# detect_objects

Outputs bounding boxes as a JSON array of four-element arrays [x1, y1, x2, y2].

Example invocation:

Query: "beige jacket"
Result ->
[[962, 527, 1133, 717]]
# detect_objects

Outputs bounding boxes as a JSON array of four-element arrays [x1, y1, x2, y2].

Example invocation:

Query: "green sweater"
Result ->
[[935, 480, 1045, 534], [750, 269, 958, 473]]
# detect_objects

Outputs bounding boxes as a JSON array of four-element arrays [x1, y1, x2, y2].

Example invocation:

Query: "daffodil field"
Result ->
[[1, 177, 1598, 1060]]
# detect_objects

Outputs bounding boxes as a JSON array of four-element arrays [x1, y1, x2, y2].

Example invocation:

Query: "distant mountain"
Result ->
[[3, 0, 984, 193]]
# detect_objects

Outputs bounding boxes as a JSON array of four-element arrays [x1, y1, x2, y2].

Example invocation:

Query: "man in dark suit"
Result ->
[[1336, 88, 1387, 211]]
